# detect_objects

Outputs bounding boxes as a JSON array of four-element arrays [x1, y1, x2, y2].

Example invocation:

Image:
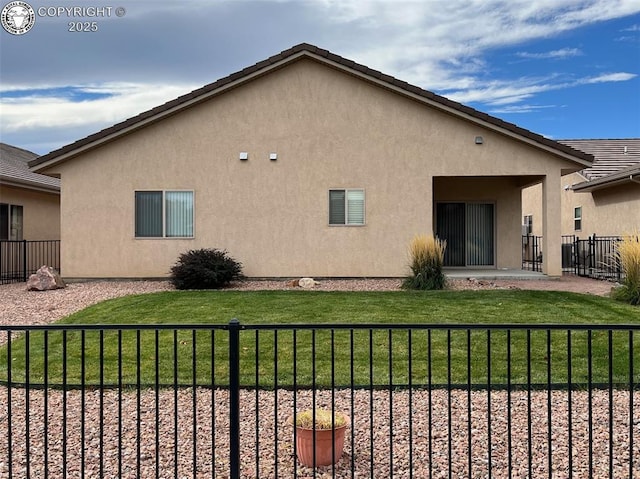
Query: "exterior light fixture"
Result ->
[[239, 152, 248, 160], [269, 153, 277, 161], [474, 136, 484, 145]]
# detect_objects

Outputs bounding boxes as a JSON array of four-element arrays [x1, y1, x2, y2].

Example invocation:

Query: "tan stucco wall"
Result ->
[[571, 187, 640, 236], [524, 172, 640, 237], [0, 184, 60, 240], [43, 58, 573, 278], [521, 182, 544, 237], [563, 173, 640, 236]]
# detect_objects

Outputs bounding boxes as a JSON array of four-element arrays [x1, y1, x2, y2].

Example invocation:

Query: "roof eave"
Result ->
[[572, 168, 640, 192], [0, 176, 61, 193]]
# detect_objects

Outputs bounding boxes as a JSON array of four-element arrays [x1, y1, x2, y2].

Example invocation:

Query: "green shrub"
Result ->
[[402, 234, 447, 290], [170, 248, 244, 290], [613, 233, 640, 305]]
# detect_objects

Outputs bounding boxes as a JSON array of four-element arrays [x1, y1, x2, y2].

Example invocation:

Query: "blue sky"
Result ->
[[1, 0, 639, 155]]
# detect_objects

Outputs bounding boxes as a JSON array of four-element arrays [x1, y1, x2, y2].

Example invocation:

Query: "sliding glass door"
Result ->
[[436, 202, 495, 267]]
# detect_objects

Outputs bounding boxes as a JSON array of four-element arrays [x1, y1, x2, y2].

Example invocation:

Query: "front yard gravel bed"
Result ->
[[1, 387, 638, 478]]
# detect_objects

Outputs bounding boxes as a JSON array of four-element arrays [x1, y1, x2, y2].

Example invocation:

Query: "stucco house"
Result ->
[[1, 143, 60, 241], [522, 139, 640, 238], [30, 43, 593, 280]]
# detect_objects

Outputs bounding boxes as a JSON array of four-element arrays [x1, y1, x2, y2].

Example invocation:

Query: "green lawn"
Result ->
[[1, 289, 639, 388]]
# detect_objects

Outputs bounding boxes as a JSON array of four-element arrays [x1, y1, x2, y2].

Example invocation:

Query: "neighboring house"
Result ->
[[0, 143, 60, 240], [522, 139, 640, 238], [30, 43, 592, 280]]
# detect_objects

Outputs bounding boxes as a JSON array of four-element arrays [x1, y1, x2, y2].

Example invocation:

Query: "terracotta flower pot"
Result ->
[[295, 422, 347, 467]]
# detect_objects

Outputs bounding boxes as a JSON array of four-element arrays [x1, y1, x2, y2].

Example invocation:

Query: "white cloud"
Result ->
[[444, 71, 636, 105], [516, 48, 583, 59], [0, 83, 198, 132], [447, 80, 553, 105], [581, 72, 637, 83], [318, 0, 640, 97], [489, 104, 562, 114]]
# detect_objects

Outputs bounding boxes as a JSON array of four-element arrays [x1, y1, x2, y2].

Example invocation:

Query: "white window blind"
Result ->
[[166, 191, 193, 237], [346, 190, 365, 225]]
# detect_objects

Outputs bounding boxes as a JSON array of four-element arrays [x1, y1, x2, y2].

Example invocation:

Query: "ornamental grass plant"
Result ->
[[295, 408, 347, 430], [613, 232, 640, 305], [402, 234, 447, 290]]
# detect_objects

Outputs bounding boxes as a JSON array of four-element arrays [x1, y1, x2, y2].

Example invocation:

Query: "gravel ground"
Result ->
[[0, 276, 635, 478], [1, 387, 638, 478]]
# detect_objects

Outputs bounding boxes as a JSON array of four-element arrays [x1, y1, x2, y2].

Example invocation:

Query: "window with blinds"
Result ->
[[329, 189, 365, 225], [0, 203, 23, 241], [135, 191, 193, 238], [523, 215, 533, 235]]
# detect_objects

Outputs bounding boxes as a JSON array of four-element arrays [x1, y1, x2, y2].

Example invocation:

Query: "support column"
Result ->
[[542, 173, 562, 276], [427, 175, 435, 236]]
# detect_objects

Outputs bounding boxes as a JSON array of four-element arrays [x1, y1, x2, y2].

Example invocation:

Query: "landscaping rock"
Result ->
[[298, 277, 319, 289], [26, 265, 66, 291], [286, 277, 321, 288]]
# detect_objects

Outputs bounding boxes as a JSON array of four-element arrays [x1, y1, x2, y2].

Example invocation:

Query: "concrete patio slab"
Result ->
[[445, 269, 549, 280]]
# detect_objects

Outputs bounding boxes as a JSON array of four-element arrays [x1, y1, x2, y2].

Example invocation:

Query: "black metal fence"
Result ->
[[562, 234, 576, 274], [523, 235, 623, 280], [1, 322, 638, 478], [562, 235, 622, 280], [522, 234, 543, 272], [0, 240, 60, 285]]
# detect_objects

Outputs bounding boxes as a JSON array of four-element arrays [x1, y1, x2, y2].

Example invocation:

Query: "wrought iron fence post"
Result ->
[[22, 239, 28, 282], [589, 235, 595, 276], [616, 237, 622, 282], [228, 318, 241, 479], [573, 236, 579, 275]]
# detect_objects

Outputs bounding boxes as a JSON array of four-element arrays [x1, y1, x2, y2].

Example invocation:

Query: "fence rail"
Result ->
[[0, 240, 60, 285], [1, 322, 638, 478]]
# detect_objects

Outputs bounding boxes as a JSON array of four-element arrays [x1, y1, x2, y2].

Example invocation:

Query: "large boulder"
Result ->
[[26, 265, 66, 291]]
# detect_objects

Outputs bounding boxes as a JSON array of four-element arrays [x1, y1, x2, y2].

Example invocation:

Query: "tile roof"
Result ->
[[1, 143, 60, 192], [559, 139, 640, 181], [571, 163, 640, 192], [30, 43, 593, 170]]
